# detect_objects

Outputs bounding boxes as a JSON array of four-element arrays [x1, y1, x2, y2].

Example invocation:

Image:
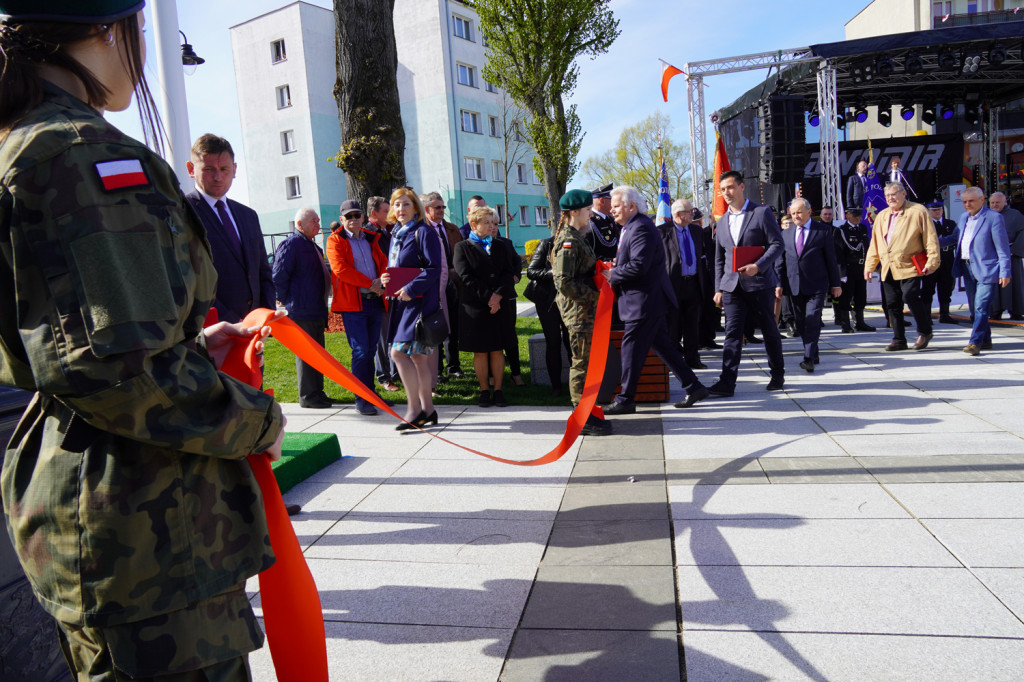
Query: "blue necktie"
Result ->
[[215, 199, 242, 256], [681, 229, 694, 268]]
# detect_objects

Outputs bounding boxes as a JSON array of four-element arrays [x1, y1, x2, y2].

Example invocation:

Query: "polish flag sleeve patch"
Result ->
[[94, 159, 150, 191]]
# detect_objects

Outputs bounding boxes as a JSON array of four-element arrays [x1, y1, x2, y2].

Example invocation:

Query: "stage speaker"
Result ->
[[756, 95, 807, 184]]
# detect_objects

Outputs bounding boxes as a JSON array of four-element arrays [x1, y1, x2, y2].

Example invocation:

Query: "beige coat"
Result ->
[[864, 201, 940, 280]]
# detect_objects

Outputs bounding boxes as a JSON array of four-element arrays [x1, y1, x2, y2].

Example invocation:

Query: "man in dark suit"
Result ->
[[603, 186, 708, 413], [987, 192, 1024, 321], [185, 134, 274, 324], [696, 208, 722, 349], [422, 191, 465, 379], [846, 160, 868, 211], [711, 170, 786, 396], [776, 199, 842, 372], [659, 198, 707, 369], [922, 199, 958, 323], [587, 183, 621, 260], [833, 208, 876, 332]]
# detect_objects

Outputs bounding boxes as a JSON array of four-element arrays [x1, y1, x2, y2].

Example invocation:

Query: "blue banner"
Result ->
[[862, 163, 887, 223], [655, 157, 671, 226]]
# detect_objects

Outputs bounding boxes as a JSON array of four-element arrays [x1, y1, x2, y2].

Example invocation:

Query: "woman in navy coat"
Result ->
[[380, 187, 443, 429]]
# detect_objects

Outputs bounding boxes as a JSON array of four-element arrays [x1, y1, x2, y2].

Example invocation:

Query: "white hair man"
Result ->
[[603, 186, 710, 412], [986, 191, 1024, 321], [658, 197, 708, 368]]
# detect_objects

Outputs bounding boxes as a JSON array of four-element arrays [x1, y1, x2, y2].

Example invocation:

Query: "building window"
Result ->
[[535, 206, 549, 225], [512, 120, 525, 142], [276, 84, 291, 109], [456, 63, 477, 88], [932, 1, 951, 19], [492, 160, 503, 181], [496, 204, 505, 225], [488, 115, 500, 137], [281, 130, 295, 154], [271, 39, 286, 63], [452, 15, 473, 41], [461, 110, 481, 134], [519, 206, 530, 225], [485, 79, 498, 94], [464, 157, 484, 180], [516, 163, 527, 184], [286, 175, 301, 198]]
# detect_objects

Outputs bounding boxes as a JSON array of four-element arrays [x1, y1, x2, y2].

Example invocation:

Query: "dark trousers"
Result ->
[[834, 275, 867, 325], [719, 287, 785, 390], [537, 301, 571, 387], [882, 273, 932, 342], [341, 298, 384, 409], [793, 291, 827, 361], [374, 305, 397, 383], [294, 317, 327, 402], [667, 277, 703, 364], [440, 283, 462, 374], [616, 313, 701, 403]]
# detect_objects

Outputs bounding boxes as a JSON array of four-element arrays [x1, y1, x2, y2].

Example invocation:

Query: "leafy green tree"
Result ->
[[474, 0, 619, 219], [580, 111, 691, 210]]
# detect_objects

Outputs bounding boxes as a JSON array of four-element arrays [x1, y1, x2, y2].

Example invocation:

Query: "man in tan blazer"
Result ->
[[864, 182, 940, 351]]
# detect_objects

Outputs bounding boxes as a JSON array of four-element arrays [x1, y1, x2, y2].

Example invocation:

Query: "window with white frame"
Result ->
[[512, 120, 525, 141], [516, 163, 527, 184], [452, 15, 473, 41], [276, 84, 291, 109], [285, 175, 301, 198], [496, 204, 505, 225], [533, 167, 543, 184], [488, 115, 500, 137], [271, 39, 286, 63], [485, 79, 498, 93], [535, 206, 550, 225], [491, 161, 503, 181], [461, 110, 481, 133], [281, 130, 295, 154], [464, 157, 484, 180], [456, 63, 477, 88], [519, 206, 530, 225]]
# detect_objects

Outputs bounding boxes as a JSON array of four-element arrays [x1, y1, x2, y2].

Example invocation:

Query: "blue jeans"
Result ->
[[341, 298, 384, 408], [962, 267, 997, 346]]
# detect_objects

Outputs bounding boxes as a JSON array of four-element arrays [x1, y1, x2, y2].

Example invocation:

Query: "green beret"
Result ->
[[0, 0, 144, 23], [559, 189, 593, 211]]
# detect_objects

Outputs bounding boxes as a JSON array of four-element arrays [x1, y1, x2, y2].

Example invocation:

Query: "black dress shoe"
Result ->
[[356, 403, 378, 416], [688, 359, 709, 370], [675, 385, 710, 408], [744, 335, 764, 344], [885, 340, 908, 351], [707, 382, 734, 398], [285, 504, 301, 516], [492, 390, 508, 407], [841, 325, 854, 333], [938, 315, 956, 324], [396, 411, 426, 431], [799, 359, 815, 373], [1011, 314, 1024, 321], [604, 400, 636, 415], [786, 324, 798, 337], [580, 415, 612, 436], [855, 322, 877, 331], [478, 391, 492, 408], [766, 377, 785, 391], [299, 398, 334, 409], [913, 333, 933, 351]]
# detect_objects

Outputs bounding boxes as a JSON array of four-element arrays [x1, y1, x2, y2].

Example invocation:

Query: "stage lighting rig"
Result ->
[[853, 106, 868, 123], [940, 105, 954, 120], [878, 109, 892, 127], [989, 43, 1007, 66], [962, 53, 982, 75], [851, 59, 874, 84], [875, 55, 895, 77], [904, 52, 924, 75], [922, 108, 936, 125], [937, 47, 957, 70], [900, 105, 915, 121]]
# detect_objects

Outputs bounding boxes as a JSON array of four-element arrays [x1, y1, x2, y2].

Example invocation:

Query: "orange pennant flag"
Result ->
[[660, 59, 684, 102], [711, 132, 731, 221]]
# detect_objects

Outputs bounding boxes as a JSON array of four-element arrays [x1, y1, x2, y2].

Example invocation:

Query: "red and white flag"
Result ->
[[659, 59, 685, 102], [95, 159, 148, 191]]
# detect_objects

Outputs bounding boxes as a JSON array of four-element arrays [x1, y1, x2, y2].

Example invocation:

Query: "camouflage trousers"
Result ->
[[567, 323, 594, 406], [55, 585, 261, 681]]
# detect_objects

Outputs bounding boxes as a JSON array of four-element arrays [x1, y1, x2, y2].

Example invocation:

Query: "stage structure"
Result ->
[[685, 21, 1024, 218]]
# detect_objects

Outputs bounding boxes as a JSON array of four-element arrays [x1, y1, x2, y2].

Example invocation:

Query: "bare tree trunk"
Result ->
[[333, 0, 406, 208]]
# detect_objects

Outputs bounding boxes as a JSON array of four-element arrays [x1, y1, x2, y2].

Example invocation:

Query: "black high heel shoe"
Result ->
[[421, 410, 438, 426], [395, 411, 426, 431]]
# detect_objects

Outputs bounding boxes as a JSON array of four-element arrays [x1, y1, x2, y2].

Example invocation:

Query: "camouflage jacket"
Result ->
[[552, 224, 599, 328], [0, 85, 282, 627]]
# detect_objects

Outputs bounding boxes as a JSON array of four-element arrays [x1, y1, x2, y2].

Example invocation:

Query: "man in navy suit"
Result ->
[[775, 199, 842, 372], [711, 170, 786, 395], [846, 160, 868, 211], [603, 186, 709, 412], [185, 134, 275, 324], [659, 198, 707, 369], [945, 187, 1012, 355]]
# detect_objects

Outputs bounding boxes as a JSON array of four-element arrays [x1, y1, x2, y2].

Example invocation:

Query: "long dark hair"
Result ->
[[0, 14, 163, 152]]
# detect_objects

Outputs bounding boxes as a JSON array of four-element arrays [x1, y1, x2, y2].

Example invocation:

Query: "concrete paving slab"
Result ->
[[557, 483, 668, 521], [887, 482, 1024, 517], [663, 415, 824, 437], [298, 455, 404, 484], [249, 620, 512, 682], [758, 456, 875, 483], [568, 458, 665, 486], [664, 431, 848, 460], [831, 430, 1024, 457], [682, 630, 1024, 682], [304, 517, 552, 566], [665, 458, 769, 485], [812, 412, 999, 435], [576, 433, 666, 461], [387, 457, 574, 486], [674, 519, 959, 567], [501, 629, 680, 681], [326, 435, 430, 459], [973, 568, 1024, 622], [669, 483, 910, 519], [520, 565, 677, 630], [542, 519, 673, 566], [857, 454, 1024, 483], [677, 565, 1024, 636], [411, 434, 582, 461], [923, 519, 1024, 567], [351, 483, 565, 520], [252, 558, 536, 628]]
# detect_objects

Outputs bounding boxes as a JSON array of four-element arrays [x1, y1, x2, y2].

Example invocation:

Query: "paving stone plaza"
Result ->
[[249, 302, 1024, 681]]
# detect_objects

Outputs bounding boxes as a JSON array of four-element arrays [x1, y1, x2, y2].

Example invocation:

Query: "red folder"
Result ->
[[384, 266, 422, 297], [911, 252, 927, 275], [732, 246, 765, 272]]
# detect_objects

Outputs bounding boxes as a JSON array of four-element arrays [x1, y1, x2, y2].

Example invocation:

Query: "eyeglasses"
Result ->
[[429, 204, 446, 210], [343, 212, 362, 219]]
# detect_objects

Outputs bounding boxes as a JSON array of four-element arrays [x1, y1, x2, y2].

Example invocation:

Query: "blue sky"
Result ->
[[110, 0, 863, 202]]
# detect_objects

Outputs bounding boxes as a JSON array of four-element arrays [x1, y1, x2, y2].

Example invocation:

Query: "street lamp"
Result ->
[[179, 30, 205, 76]]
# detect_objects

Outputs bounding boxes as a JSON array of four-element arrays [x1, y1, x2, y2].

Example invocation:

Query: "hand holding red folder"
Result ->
[[733, 246, 765, 273], [383, 266, 422, 297], [910, 252, 929, 275]]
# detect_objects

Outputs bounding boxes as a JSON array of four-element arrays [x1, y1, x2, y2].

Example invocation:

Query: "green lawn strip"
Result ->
[[270, 432, 342, 494]]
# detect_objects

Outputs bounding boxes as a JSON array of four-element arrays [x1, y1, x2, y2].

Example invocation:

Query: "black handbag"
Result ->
[[415, 308, 449, 347]]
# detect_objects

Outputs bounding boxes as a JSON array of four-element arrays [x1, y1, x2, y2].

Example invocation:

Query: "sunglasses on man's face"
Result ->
[[343, 213, 362, 219]]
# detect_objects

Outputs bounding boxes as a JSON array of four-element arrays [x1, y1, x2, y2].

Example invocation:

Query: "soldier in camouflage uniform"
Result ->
[[0, 3, 285, 679], [552, 189, 612, 437]]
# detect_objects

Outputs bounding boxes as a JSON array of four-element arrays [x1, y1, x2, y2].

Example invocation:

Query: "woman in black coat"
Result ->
[[453, 206, 517, 407], [525, 236, 572, 396]]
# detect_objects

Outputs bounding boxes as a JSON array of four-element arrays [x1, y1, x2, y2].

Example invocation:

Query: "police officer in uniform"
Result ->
[[0, 3, 286, 679], [585, 183, 621, 261], [833, 207, 876, 332], [552, 189, 611, 436], [923, 199, 958, 323]]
